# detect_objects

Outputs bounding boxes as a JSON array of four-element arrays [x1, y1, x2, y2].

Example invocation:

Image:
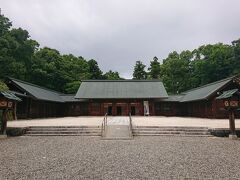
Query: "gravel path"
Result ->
[[1, 136, 240, 179]]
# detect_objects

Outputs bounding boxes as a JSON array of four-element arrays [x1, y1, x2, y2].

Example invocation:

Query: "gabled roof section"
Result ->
[[216, 89, 239, 100], [7, 78, 64, 102], [0, 91, 21, 101], [180, 76, 235, 102], [7, 78, 82, 103], [75, 80, 168, 99]]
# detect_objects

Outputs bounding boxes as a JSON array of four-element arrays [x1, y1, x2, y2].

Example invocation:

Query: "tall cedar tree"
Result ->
[[148, 56, 161, 79], [133, 61, 147, 79]]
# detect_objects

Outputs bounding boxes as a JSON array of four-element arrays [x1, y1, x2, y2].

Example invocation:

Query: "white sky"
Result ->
[[1, 0, 240, 78]]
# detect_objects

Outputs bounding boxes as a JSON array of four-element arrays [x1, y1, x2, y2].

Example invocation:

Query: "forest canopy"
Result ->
[[0, 13, 239, 94]]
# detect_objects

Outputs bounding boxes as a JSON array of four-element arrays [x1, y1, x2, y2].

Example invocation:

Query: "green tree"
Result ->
[[133, 61, 147, 79], [148, 56, 161, 79], [0, 81, 8, 91], [232, 39, 240, 74], [0, 14, 39, 80], [0, 14, 12, 36], [103, 70, 122, 80], [161, 51, 191, 94], [88, 59, 103, 79], [64, 81, 81, 94], [190, 43, 235, 87]]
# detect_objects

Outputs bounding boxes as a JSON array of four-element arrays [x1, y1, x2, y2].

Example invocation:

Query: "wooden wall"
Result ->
[[154, 102, 180, 116], [87, 99, 155, 116], [65, 102, 88, 116], [155, 99, 240, 119], [16, 97, 64, 119]]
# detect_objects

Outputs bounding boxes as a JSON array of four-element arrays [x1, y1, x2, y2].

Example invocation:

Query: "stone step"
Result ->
[[24, 133, 101, 136], [133, 131, 210, 135], [26, 130, 101, 134], [27, 128, 101, 132], [133, 128, 209, 132], [133, 126, 208, 130], [27, 126, 100, 129], [133, 134, 213, 137], [24, 126, 102, 136], [132, 126, 211, 137]]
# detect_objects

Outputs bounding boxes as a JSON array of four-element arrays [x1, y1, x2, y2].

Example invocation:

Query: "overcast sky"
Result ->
[[1, 0, 240, 78]]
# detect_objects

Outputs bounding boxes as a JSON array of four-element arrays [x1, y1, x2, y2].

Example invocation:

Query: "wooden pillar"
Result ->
[[152, 101, 155, 116], [229, 109, 236, 134], [0, 110, 4, 134], [229, 109, 237, 139], [88, 101, 92, 116], [27, 98, 32, 119], [127, 100, 131, 115], [1, 109, 7, 135], [14, 102, 17, 120]]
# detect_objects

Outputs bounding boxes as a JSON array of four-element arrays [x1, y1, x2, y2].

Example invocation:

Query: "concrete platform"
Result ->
[[102, 125, 132, 140], [7, 116, 240, 129]]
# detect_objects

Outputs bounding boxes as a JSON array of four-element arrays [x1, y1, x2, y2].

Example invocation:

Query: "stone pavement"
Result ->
[[103, 117, 132, 139], [7, 116, 240, 129], [132, 116, 240, 129], [107, 116, 129, 125]]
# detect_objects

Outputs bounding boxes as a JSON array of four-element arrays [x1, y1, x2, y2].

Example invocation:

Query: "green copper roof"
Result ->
[[7, 78, 81, 103], [0, 91, 21, 101], [161, 76, 238, 102], [75, 80, 168, 99], [180, 76, 234, 102], [216, 89, 239, 100], [161, 95, 184, 102]]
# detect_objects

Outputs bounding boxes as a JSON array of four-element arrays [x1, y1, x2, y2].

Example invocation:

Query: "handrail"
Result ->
[[129, 113, 133, 137], [101, 113, 108, 137]]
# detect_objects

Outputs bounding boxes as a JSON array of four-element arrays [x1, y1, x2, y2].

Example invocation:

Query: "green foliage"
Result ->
[[0, 14, 11, 36], [64, 81, 81, 94], [88, 59, 103, 79], [133, 61, 147, 79], [103, 70, 122, 80], [139, 40, 240, 94], [161, 51, 191, 94], [0, 80, 9, 91], [160, 42, 240, 94], [148, 56, 161, 79], [232, 39, 240, 74]]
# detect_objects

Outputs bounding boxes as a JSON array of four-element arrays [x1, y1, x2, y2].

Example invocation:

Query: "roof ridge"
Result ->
[[182, 75, 235, 93], [8, 77, 63, 95]]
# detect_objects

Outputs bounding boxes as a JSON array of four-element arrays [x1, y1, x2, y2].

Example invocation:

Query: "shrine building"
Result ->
[[4, 75, 240, 119]]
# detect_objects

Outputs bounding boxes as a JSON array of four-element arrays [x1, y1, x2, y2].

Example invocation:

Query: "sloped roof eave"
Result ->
[[179, 77, 234, 102]]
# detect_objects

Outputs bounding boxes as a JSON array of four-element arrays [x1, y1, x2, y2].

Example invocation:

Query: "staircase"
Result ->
[[132, 126, 212, 137], [101, 115, 133, 140], [24, 126, 101, 136]]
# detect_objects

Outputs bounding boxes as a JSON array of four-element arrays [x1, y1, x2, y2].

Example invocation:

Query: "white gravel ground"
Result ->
[[1, 136, 240, 179]]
